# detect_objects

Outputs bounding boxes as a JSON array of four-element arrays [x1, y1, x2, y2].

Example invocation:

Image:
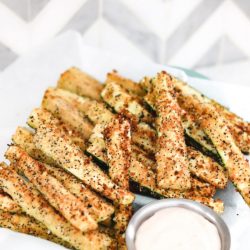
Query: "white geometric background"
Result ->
[[0, 0, 250, 85]]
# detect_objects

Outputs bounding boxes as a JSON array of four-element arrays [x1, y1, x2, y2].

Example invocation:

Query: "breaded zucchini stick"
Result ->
[[86, 128, 215, 198], [113, 205, 132, 234], [0, 210, 73, 249], [187, 147, 228, 189], [131, 122, 156, 155], [12, 127, 55, 165], [12, 127, 114, 222], [174, 78, 250, 154], [27, 108, 86, 150], [45, 87, 114, 125], [33, 123, 134, 205], [43, 164, 114, 222], [176, 85, 250, 205], [6, 146, 97, 232], [114, 204, 132, 250], [211, 99, 250, 154], [42, 91, 93, 140], [57, 67, 103, 100], [88, 124, 224, 190], [153, 72, 191, 190], [0, 191, 22, 213], [200, 107, 250, 205], [131, 145, 155, 170], [129, 159, 222, 212], [104, 117, 131, 189], [106, 70, 145, 97], [0, 163, 112, 250], [101, 81, 153, 124], [189, 197, 224, 214]]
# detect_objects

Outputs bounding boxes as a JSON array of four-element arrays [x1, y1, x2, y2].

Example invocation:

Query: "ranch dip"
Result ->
[[135, 207, 221, 250]]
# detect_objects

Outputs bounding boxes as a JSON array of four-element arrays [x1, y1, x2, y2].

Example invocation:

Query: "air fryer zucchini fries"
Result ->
[[1, 67, 250, 249]]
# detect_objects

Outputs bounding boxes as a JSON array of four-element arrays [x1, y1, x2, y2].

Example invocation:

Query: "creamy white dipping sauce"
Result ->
[[135, 207, 221, 250]]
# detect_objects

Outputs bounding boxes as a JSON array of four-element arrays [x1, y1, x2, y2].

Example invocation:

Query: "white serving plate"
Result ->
[[0, 31, 249, 250]]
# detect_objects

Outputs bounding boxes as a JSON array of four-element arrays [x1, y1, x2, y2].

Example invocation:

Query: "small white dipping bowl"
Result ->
[[126, 199, 230, 250]]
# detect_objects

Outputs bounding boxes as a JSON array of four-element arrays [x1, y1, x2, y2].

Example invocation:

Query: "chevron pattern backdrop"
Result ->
[[0, 0, 249, 77]]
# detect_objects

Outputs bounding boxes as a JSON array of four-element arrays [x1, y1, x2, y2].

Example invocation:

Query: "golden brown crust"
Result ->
[[131, 145, 155, 170], [6, 146, 98, 232], [0, 191, 22, 213], [45, 87, 114, 126], [187, 146, 228, 189], [153, 72, 191, 190], [101, 81, 153, 124], [0, 210, 73, 249], [12, 126, 115, 222], [0, 163, 112, 250], [106, 70, 145, 97], [57, 67, 103, 100], [34, 123, 134, 205], [104, 117, 131, 189], [175, 81, 250, 205], [42, 91, 93, 140], [12, 126, 56, 165], [131, 123, 156, 155], [28, 108, 86, 150], [114, 205, 132, 234], [174, 78, 250, 154], [43, 164, 115, 222], [200, 108, 250, 205]]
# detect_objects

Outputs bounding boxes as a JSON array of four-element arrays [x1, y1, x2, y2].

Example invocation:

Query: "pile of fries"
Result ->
[[0, 67, 250, 250]]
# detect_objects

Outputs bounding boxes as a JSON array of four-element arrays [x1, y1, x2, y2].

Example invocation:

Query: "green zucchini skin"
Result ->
[[85, 151, 109, 172], [86, 149, 162, 199], [184, 132, 223, 165], [129, 180, 164, 199]]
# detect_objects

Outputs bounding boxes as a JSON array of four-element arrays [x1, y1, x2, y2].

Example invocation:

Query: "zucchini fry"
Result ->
[[189, 197, 224, 214], [130, 159, 215, 198], [174, 78, 250, 154], [0, 163, 112, 250], [42, 90, 93, 140], [87, 124, 108, 170], [200, 107, 250, 205], [153, 72, 191, 190], [87, 124, 155, 172], [106, 70, 145, 97], [12, 127, 55, 165], [211, 100, 250, 134], [131, 145, 155, 170], [131, 123, 156, 155], [57, 67, 103, 100], [42, 164, 114, 222], [12, 127, 114, 222], [0, 191, 22, 213], [88, 124, 224, 191], [6, 146, 98, 232], [87, 129, 215, 199], [45, 87, 114, 125], [27, 108, 86, 150], [187, 147, 228, 189], [113, 205, 132, 234], [101, 81, 153, 124], [177, 85, 250, 205], [181, 112, 219, 159], [0, 210, 73, 249], [114, 204, 132, 250], [104, 117, 131, 189], [142, 78, 220, 160], [33, 123, 134, 205], [46, 87, 158, 160]]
